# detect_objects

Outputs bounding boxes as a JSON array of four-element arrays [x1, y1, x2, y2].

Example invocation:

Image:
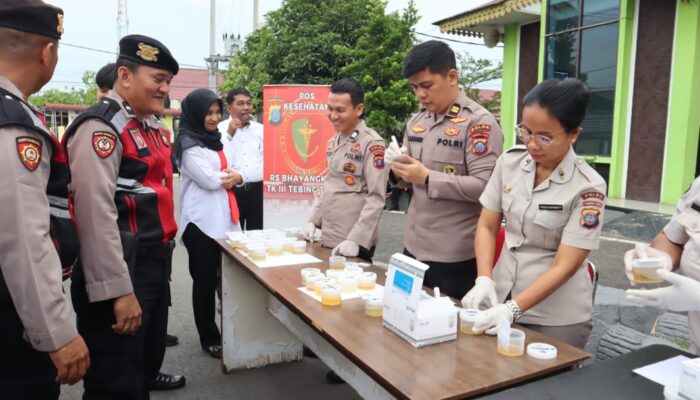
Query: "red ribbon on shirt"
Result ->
[[216, 150, 240, 224]]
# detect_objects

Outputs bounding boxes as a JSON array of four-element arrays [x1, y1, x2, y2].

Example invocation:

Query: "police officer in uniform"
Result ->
[[464, 79, 606, 349], [387, 40, 504, 299], [0, 1, 90, 398], [64, 35, 184, 398], [303, 78, 388, 260], [624, 177, 700, 355]]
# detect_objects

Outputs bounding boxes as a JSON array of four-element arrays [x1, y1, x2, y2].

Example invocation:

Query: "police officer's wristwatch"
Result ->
[[505, 300, 523, 321]]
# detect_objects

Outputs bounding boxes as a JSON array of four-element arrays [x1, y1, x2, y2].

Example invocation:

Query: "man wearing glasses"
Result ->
[[387, 40, 504, 299]]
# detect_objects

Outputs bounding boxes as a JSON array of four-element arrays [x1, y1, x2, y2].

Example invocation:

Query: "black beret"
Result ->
[[118, 34, 179, 75], [0, 0, 64, 39]]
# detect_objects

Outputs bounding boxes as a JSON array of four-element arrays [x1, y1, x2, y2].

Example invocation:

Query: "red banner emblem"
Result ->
[[92, 131, 117, 158], [16, 137, 41, 171]]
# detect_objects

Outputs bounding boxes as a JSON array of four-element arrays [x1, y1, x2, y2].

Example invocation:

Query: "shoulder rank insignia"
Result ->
[[450, 116, 467, 124], [158, 128, 170, 147], [16, 137, 41, 171], [580, 208, 600, 229], [349, 130, 360, 142], [92, 131, 117, 158], [412, 125, 427, 133], [447, 103, 461, 118], [137, 43, 159, 62]]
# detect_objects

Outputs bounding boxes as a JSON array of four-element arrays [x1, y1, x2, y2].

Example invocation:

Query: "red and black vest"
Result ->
[[63, 98, 177, 247], [0, 88, 79, 280]]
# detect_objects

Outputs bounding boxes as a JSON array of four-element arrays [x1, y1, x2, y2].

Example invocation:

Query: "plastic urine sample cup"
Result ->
[[365, 297, 383, 317], [284, 227, 302, 238], [267, 241, 284, 256], [344, 265, 363, 277], [328, 256, 346, 270], [314, 278, 334, 296], [283, 238, 295, 252], [325, 269, 343, 283], [338, 273, 358, 293], [291, 240, 307, 254], [321, 284, 342, 306], [459, 309, 484, 335], [358, 272, 377, 290], [300, 268, 321, 286], [631, 258, 664, 283], [305, 273, 323, 291], [248, 246, 267, 261], [497, 328, 525, 356]]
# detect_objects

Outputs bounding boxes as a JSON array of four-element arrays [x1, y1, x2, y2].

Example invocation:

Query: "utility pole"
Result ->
[[205, 0, 231, 95], [116, 0, 128, 51], [253, 0, 259, 31]]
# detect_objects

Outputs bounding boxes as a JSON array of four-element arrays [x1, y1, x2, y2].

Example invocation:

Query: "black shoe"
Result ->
[[165, 334, 179, 347], [325, 370, 345, 384], [303, 346, 317, 358], [149, 372, 186, 391], [203, 344, 222, 359]]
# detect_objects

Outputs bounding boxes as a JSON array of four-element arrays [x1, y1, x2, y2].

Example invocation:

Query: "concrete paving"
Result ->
[[58, 180, 673, 399]]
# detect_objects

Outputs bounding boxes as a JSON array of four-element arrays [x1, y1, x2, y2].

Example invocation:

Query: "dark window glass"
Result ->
[[545, 32, 579, 80], [583, 0, 620, 26], [575, 90, 615, 156], [548, 0, 580, 33], [580, 23, 619, 89]]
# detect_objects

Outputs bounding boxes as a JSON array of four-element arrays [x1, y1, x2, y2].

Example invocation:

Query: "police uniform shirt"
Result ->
[[662, 176, 700, 353], [0, 76, 78, 351], [480, 145, 606, 326], [65, 90, 145, 302], [309, 120, 388, 249], [400, 89, 504, 263], [217, 118, 263, 183]]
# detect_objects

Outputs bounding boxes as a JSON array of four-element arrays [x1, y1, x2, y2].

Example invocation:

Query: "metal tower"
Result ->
[[117, 0, 129, 49]]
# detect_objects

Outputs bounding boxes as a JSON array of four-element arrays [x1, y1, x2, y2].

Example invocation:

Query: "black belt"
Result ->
[[235, 181, 262, 192], [137, 240, 175, 259]]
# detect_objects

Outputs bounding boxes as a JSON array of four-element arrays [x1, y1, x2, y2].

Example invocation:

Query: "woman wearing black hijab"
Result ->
[[174, 88, 242, 359]]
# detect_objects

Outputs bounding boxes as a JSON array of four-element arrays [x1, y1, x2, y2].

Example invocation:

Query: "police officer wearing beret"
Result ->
[[387, 41, 504, 300], [63, 35, 184, 398], [0, 1, 90, 398]]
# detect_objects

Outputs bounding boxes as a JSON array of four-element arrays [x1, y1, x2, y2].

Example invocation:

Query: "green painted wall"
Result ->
[[607, 0, 636, 198], [661, 0, 700, 204], [538, 0, 547, 82], [501, 24, 519, 149]]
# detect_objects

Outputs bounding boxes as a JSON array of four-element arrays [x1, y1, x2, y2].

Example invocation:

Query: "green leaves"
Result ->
[[30, 70, 97, 107], [221, 0, 419, 140]]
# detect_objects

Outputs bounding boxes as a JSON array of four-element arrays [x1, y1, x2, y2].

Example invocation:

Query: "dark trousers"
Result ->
[[182, 223, 222, 349], [72, 253, 171, 400], [358, 246, 375, 263], [0, 301, 59, 400], [403, 248, 477, 299], [233, 181, 263, 230]]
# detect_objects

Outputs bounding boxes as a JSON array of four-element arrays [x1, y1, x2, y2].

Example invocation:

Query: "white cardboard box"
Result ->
[[382, 253, 459, 348], [679, 357, 700, 400]]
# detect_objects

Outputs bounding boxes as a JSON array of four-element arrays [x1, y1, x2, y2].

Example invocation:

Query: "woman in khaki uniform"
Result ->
[[462, 79, 606, 348]]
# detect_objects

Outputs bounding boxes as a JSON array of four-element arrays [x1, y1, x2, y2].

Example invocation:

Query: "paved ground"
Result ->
[[59, 181, 669, 399]]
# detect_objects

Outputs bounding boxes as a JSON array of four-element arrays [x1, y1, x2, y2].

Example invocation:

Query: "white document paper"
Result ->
[[633, 355, 691, 387], [240, 251, 323, 268], [297, 285, 385, 303]]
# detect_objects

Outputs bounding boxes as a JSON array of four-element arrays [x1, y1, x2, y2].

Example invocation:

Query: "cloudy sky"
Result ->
[[47, 0, 501, 91]]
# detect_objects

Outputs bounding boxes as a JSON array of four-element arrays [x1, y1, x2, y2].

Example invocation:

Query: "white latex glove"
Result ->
[[626, 269, 700, 312], [384, 135, 407, 167], [331, 240, 359, 257], [303, 222, 317, 243], [623, 243, 673, 284], [461, 276, 497, 310], [472, 304, 513, 335]]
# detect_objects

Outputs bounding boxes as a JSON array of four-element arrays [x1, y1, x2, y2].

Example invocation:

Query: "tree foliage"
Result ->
[[30, 70, 97, 107], [458, 52, 502, 114], [221, 0, 419, 139]]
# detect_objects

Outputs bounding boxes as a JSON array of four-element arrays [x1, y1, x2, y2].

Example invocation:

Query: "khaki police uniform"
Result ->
[[399, 90, 504, 263], [309, 120, 388, 256], [0, 76, 78, 398], [662, 176, 700, 354], [481, 145, 606, 329]]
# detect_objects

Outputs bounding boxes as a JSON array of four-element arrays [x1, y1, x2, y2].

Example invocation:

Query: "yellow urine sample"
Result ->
[[365, 306, 383, 317], [632, 269, 663, 284], [283, 243, 293, 252], [321, 293, 341, 306], [268, 248, 283, 256], [329, 262, 345, 270], [497, 343, 524, 357], [250, 254, 266, 261], [460, 321, 478, 335], [359, 281, 376, 290], [292, 248, 305, 254]]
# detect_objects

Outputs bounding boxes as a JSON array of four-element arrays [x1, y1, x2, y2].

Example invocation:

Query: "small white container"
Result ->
[[328, 255, 346, 270], [526, 343, 558, 360], [459, 309, 484, 335], [338, 273, 358, 293], [321, 283, 342, 306], [345, 265, 363, 277], [284, 227, 303, 238], [248, 245, 267, 261], [365, 297, 383, 317], [291, 240, 307, 254], [358, 272, 377, 290], [267, 241, 284, 256], [497, 328, 525, 356], [305, 272, 324, 291], [300, 268, 321, 286], [325, 268, 343, 283]]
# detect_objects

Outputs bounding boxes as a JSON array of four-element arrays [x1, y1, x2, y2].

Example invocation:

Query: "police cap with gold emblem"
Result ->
[[0, 0, 65, 39], [118, 34, 179, 75]]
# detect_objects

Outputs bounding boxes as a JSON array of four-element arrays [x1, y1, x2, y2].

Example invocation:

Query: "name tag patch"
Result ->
[[539, 204, 563, 211], [437, 138, 464, 148]]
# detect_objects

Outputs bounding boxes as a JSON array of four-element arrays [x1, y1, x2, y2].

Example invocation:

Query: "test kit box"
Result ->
[[679, 357, 700, 400], [382, 253, 459, 348]]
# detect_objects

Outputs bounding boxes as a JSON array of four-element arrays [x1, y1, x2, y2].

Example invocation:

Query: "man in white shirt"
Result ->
[[217, 88, 264, 230]]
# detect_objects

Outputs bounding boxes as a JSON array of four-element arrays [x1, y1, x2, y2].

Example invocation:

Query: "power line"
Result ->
[[413, 31, 504, 48], [60, 42, 207, 69]]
